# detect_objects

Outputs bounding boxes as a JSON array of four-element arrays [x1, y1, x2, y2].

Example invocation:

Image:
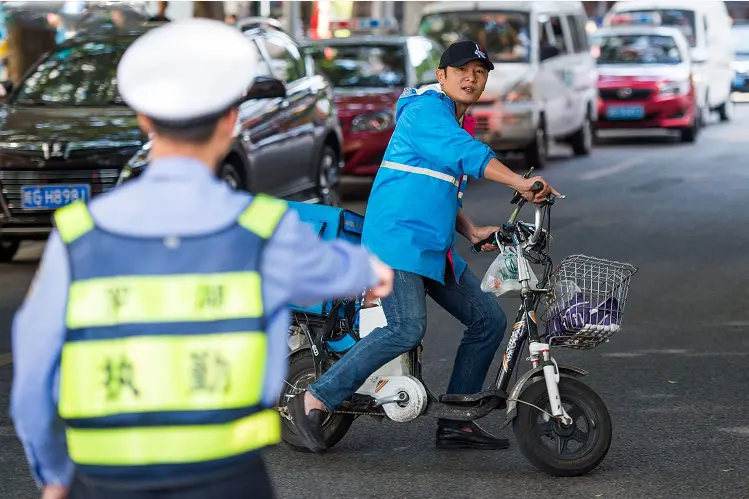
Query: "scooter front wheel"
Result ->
[[513, 376, 612, 477]]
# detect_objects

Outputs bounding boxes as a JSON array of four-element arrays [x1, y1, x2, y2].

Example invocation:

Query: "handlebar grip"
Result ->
[[471, 234, 498, 253], [531, 181, 544, 194]]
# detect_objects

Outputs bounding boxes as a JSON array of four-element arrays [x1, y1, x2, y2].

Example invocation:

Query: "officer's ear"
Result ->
[[217, 107, 239, 136], [137, 114, 154, 135]]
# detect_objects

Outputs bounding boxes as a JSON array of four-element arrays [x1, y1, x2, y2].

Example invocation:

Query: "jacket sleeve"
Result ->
[[397, 97, 496, 179]]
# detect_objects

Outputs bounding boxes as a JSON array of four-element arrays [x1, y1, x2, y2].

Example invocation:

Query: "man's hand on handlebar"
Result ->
[[516, 176, 560, 203], [470, 225, 501, 252]]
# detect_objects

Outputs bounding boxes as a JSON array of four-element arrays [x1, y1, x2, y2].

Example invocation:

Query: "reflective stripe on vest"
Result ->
[[53, 195, 287, 471], [380, 160, 461, 187]]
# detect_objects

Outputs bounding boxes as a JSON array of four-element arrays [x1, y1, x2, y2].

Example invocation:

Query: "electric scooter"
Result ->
[[279, 174, 638, 477]]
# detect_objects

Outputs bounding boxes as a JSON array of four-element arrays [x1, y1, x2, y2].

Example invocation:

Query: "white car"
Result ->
[[419, 1, 598, 168]]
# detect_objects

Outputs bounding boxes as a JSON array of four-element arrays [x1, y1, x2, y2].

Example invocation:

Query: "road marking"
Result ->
[[0, 352, 12, 366], [581, 160, 641, 181], [719, 427, 749, 436]]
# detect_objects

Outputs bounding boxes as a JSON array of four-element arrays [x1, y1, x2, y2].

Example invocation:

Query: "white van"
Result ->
[[603, 1, 734, 122], [418, 1, 597, 168]]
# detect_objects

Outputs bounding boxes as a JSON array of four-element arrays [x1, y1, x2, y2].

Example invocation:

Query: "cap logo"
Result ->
[[474, 44, 487, 60]]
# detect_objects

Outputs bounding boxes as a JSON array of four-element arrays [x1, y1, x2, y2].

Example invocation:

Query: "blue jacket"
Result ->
[[361, 84, 497, 284]]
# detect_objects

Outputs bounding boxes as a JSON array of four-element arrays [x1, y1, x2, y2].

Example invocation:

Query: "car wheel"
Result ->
[[569, 113, 593, 156], [718, 98, 733, 122], [679, 119, 698, 143], [524, 120, 548, 169], [316, 145, 341, 207], [0, 240, 20, 263], [219, 162, 242, 190]]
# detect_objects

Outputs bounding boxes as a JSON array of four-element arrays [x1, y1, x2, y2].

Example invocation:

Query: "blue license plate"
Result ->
[[21, 185, 90, 210], [606, 105, 645, 120], [733, 75, 746, 87]]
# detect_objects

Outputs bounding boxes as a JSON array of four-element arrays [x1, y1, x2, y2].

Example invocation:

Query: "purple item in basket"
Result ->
[[588, 297, 621, 326], [546, 313, 566, 338], [561, 293, 590, 330]]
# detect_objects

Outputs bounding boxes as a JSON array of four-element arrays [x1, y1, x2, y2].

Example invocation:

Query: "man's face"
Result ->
[[436, 60, 489, 107]]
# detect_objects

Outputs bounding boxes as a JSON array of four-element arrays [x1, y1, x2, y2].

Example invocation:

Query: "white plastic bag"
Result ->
[[480, 245, 539, 297]]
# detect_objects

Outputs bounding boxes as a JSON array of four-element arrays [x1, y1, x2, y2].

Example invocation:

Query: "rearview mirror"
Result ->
[[540, 45, 561, 62], [245, 75, 286, 100]]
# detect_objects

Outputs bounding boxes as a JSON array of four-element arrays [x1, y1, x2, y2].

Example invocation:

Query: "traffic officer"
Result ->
[[10, 18, 393, 499]]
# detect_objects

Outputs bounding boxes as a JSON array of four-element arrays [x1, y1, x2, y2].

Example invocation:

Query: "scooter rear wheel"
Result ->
[[513, 376, 612, 477], [279, 350, 355, 452]]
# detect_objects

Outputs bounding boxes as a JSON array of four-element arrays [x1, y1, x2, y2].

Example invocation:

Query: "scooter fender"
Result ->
[[505, 365, 588, 421]]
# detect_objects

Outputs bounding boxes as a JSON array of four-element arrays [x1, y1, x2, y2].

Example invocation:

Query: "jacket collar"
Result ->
[[141, 156, 221, 184]]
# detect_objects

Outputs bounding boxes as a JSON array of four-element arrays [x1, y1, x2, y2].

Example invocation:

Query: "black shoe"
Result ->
[[287, 392, 328, 454], [436, 420, 510, 450]]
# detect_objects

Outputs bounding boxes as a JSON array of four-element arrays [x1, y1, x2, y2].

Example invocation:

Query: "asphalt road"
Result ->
[[2, 104, 749, 499]]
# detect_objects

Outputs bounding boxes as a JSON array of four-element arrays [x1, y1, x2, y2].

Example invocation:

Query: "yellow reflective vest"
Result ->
[[53, 195, 287, 483]]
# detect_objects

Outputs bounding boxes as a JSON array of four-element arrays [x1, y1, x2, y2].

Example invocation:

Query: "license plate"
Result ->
[[733, 75, 746, 87], [606, 105, 645, 120], [21, 185, 90, 210]]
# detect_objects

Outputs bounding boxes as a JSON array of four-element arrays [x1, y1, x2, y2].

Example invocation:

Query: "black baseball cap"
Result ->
[[438, 40, 495, 71]]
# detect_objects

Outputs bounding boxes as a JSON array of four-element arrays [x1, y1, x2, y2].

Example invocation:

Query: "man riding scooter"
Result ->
[[289, 40, 559, 451]]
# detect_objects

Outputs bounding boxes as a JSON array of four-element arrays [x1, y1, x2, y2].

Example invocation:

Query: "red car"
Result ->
[[593, 25, 699, 142], [303, 35, 445, 176]]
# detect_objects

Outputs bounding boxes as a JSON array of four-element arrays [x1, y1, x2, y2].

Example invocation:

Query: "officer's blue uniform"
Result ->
[[11, 158, 377, 491], [10, 18, 379, 497]]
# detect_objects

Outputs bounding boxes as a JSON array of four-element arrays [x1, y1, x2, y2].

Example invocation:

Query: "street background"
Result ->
[[2, 105, 749, 499], [0, 1, 748, 498]]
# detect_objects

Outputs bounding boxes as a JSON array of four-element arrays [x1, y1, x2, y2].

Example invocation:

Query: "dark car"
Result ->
[[0, 26, 343, 262], [303, 35, 444, 176]]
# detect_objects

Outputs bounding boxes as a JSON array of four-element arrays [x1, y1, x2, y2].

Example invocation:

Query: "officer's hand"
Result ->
[[41, 485, 67, 499], [365, 258, 394, 305]]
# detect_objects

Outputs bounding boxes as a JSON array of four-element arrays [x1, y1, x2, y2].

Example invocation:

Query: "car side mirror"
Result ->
[[540, 45, 561, 62], [245, 75, 286, 100]]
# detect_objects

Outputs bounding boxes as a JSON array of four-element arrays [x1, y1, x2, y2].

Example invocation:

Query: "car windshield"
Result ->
[[419, 11, 531, 63], [306, 44, 406, 88], [14, 41, 127, 106], [597, 34, 683, 65], [617, 9, 697, 46], [732, 26, 749, 58]]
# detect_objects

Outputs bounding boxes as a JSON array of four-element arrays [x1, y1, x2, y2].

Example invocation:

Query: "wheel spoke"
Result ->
[[556, 435, 569, 455], [571, 427, 589, 444], [534, 421, 554, 439], [567, 405, 585, 423]]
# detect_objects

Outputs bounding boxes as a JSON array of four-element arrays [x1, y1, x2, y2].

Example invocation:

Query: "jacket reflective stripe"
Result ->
[[58, 331, 267, 419], [54, 193, 288, 245], [65, 272, 263, 329], [380, 160, 460, 187], [66, 408, 280, 466]]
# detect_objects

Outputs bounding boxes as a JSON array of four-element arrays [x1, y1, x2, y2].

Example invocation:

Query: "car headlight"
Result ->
[[658, 80, 690, 96], [502, 81, 532, 103], [116, 141, 151, 187], [351, 111, 394, 133]]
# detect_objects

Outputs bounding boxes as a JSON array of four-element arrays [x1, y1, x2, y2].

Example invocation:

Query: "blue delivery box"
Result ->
[[286, 201, 365, 316]]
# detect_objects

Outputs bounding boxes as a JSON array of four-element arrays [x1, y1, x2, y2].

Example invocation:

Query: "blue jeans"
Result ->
[[308, 265, 508, 413]]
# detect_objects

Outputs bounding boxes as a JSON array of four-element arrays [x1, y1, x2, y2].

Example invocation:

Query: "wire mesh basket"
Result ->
[[541, 254, 639, 350]]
